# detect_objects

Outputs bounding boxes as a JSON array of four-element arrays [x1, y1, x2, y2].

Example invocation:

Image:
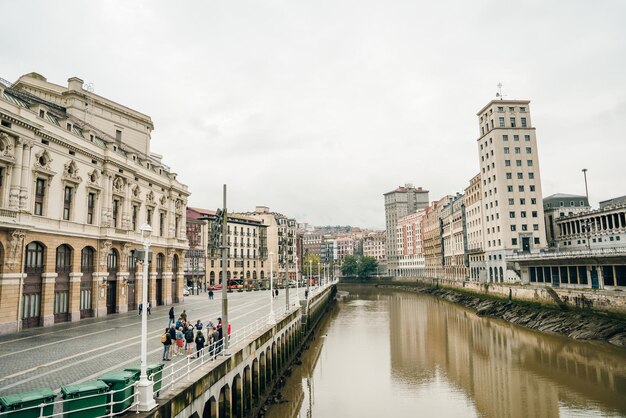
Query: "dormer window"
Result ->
[[39, 109, 45, 118]]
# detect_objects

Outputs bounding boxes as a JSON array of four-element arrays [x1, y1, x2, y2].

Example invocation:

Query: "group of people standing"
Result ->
[[161, 307, 229, 362]]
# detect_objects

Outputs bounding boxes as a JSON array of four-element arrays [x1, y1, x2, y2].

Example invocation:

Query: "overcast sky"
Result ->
[[2, 0, 625, 229]]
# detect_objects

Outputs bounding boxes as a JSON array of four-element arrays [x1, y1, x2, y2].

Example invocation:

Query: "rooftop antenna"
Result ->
[[495, 82, 506, 100]]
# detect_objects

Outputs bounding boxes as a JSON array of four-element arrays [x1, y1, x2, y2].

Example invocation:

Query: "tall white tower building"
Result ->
[[476, 100, 546, 282]]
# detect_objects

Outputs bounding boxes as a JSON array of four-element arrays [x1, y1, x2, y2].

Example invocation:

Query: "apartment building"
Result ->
[[238, 206, 296, 283], [397, 209, 426, 277], [0, 73, 189, 333], [363, 231, 386, 262], [187, 207, 269, 287], [384, 184, 429, 276], [476, 99, 546, 282], [441, 194, 468, 281], [543, 194, 590, 248], [465, 174, 486, 281], [423, 196, 452, 279]]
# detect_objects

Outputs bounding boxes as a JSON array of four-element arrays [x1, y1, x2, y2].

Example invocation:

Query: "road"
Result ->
[[0, 288, 301, 396]]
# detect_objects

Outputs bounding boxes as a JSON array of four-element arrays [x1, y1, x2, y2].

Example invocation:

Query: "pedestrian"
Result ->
[[216, 317, 222, 330], [161, 328, 172, 361], [168, 307, 175, 327], [211, 327, 220, 355], [216, 322, 223, 353], [208, 290, 214, 300], [180, 310, 187, 322], [195, 320, 203, 332], [185, 326, 195, 356], [147, 302, 151, 315], [138, 303, 142, 315], [175, 327, 184, 355], [195, 330, 206, 358], [275, 289, 279, 298], [169, 325, 177, 357], [206, 320, 214, 330]]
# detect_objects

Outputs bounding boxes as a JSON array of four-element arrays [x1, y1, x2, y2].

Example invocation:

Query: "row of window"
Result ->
[[34, 179, 177, 237], [506, 172, 535, 180], [481, 115, 529, 135], [505, 159, 534, 167], [509, 211, 539, 218], [508, 197, 538, 205], [480, 106, 527, 123], [507, 184, 537, 192]]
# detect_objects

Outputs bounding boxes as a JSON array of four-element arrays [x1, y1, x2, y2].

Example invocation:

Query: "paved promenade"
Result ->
[[0, 288, 302, 396]]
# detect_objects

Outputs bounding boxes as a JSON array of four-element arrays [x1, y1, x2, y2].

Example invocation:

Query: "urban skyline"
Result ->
[[2, 0, 625, 229]]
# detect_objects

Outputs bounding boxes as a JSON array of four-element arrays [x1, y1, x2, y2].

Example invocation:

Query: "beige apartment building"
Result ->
[[476, 100, 546, 282], [396, 209, 426, 277], [441, 194, 468, 281], [0, 73, 189, 334], [238, 206, 296, 283], [423, 196, 452, 279], [363, 231, 385, 262], [465, 173, 486, 281], [186, 207, 269, 287], [384, 184, 429, 276]]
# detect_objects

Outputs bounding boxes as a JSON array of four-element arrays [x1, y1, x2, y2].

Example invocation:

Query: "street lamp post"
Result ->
[[268, 252, 275, 324], [323, 263, 327, 287], [582, 168, 589, 201], [137, 224, 156, 411], [294, 255, 299, 305], [308, 259, 312, 295]]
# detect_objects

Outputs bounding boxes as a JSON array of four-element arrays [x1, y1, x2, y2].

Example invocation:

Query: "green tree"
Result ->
[[302, 253, 321, 276], [357, 256, 378, 279], [341, 255, 358, 277]]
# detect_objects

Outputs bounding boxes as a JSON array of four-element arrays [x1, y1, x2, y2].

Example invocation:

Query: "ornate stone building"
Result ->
[[0, 73, 189, 334]]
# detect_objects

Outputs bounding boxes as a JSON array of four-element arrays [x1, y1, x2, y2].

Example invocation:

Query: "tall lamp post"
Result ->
[[283, 236, 290, 311], [308, 259, 312, 295], [294, 255, 299, 305], [137, 224, 156, 411], [268, 252, 275, 324], [582, 168, 589, 201]]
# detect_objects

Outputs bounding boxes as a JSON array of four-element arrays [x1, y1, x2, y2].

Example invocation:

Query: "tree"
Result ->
[[302, 253, 321, 276], [357, 256, 378, 279], [342, 255, 358, 277]]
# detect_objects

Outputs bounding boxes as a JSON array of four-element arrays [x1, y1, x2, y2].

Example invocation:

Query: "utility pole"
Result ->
[[284, 234, 290, 311], [221, 185, 229, 353]]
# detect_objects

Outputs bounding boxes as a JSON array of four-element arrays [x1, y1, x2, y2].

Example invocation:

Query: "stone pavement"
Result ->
[[0, 289, 295, 396]]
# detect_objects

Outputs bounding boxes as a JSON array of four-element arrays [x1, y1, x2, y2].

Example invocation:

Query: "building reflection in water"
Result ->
[[389, 291, 626, 418]]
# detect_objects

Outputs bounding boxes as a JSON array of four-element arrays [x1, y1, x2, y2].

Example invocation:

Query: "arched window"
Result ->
[[107, 249, 118, 271], [81, 247, 95, 273], [156, 253, 164, 272], [489, 267, 493, 282], [25, 242, 45, 272], [172, 254, 179, 274], [499, 267, 504, 281], [56, 245, 72, 273]]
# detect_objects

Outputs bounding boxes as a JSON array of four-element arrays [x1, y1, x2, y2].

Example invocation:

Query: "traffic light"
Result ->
[[210, 208, 223, 248]]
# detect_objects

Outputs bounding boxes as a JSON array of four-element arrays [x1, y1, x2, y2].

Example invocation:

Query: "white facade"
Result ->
[[476, 100, 546, 282]]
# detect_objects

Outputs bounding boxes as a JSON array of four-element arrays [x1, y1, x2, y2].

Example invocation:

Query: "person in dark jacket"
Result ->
[[168, 325, 177, 357], [185, 326, 195, 356], [168, 307, 175, 327], [195, 331, 206, 358], [162, 328, 172, 361], [210, 327, 220, 356]]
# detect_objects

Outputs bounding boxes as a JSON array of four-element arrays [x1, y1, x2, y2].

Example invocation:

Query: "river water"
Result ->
[[266, 285, 626, 418]]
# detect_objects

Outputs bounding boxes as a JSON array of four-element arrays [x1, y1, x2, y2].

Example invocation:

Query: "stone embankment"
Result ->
[[381, 284, 626, 348]]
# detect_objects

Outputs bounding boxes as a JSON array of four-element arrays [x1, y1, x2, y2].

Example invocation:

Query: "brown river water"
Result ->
[[266, 285, 626, 418]]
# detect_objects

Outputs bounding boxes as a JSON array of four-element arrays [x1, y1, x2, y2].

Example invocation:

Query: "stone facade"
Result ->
[[0, 73, 189, 334]]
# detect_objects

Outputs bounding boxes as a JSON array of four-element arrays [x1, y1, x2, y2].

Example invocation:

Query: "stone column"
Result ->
[[19, 142, 32, 210], [0, 273, 24, 334], [163, 272, 173, 305], [9, 140, 23, 210], [69, 272, 82, 322], [92, 273, 108, 318], [176, 272, 185, 302], [40, 272, 58, 327], [149, 272, 158, 307], [116, 272, 129, 313]]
